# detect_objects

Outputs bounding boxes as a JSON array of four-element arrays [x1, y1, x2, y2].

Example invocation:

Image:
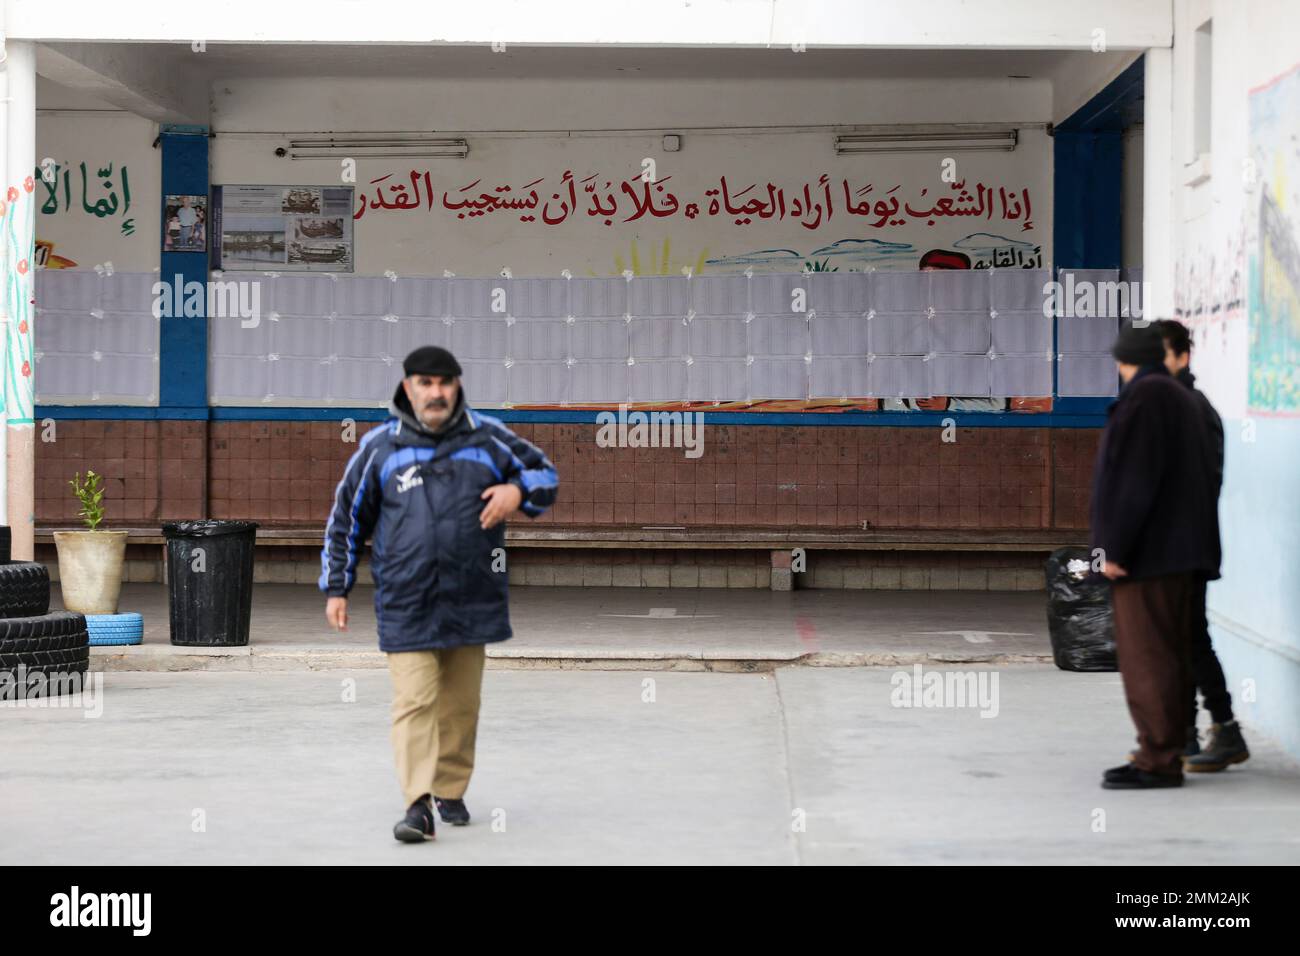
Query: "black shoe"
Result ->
[[434, 796, 470, 826], [1185, 720, 1250, 773], [1102, 764, 1184, 789], [393, 796, 436, 843]]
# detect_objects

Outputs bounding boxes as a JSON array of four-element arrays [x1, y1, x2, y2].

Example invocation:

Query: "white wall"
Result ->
[[1169, 0, 1300, 755], [34, 84, 160, 272], [210, 75, 1054, 277]]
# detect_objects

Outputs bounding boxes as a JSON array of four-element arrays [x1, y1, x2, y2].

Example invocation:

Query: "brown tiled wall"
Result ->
[[35, 419, 1099, 531]]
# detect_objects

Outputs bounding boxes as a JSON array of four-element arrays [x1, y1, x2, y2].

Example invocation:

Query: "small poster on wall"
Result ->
[[210, 184, 354, 272], [163, 194, 208, 252]]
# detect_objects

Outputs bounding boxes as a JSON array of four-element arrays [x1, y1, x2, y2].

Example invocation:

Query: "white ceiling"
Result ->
[[42, 41, 1096, 83]]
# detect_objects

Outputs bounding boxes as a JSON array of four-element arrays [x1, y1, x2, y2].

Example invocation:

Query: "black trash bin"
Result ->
[[162, 520, 258, 646], [1044, 546, 1117, 672]]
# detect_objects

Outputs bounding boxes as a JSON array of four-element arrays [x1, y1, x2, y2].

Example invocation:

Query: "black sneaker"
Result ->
[[393, 796, 436, 843], [435, 796, 470, 826], [1102, 764, 1184, 789], [1185, 720, 1250, 773]]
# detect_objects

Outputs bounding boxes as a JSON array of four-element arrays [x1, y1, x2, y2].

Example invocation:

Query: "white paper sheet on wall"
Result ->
[[749, 314, 808, 356], [98, 312, 159, 357], [392, 277, 446, 318], [570, 361, 629, 404], [990, 269, 1052, 313], [446, 278, 502, 318], [629, 359, 686, 402], [867, 355, 929, 398], [991, 352, 1053, 396], [809, 272, 871, 316], [690, 317, 749, 357], [450, 317, 508, 360], [35, 353, 98, 400], [209, 353, 267, 403], [810, 314, 870, 355], [993, 311, 1053, 353], [749, 273, 804, 316], [267, 275, 334, 317], [810, 356, 871, 397], [330, 357, 390, 403], [507, 278, 569, 318], [868, 312, 930, 356], [691, 275, 749, 317], [330, 276, 391, 317], [507, 360, 569, 404], [748, 357, 807, 400], [687, 359, 748, 401], [35, 270, 99, 312], [931, 311, 992, 353], [929, 271, 989, 312], [871, 271, 929, 313], [569, 278, 628, 318], [92, 353, 157, 402], [930, 354, 992, 397], [570, 318, 630, 361], [628, 276, 690, 317], [463, 359, 509, 404], [331, 316, 390, 360], [510, 317, 570, 362], [1057, 314, 1120, 353], [99, 272, 158, 314], [629, 316, 687, 359], [390, 316, 450, 357], [1058, 353, 1120, 397]]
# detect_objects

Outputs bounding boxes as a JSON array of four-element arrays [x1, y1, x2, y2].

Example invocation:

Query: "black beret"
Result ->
[[1111, 322, 1165, 366], [403, 345, 462, 378]]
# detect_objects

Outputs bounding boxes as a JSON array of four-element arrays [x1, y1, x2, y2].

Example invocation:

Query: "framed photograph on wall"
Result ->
[[163, 194, 208, 253]]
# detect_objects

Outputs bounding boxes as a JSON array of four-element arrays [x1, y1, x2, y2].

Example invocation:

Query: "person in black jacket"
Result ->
[[1091, 323, 1221, 789], [1154, 320, 1249, 772], [320, 346, 559, 841]]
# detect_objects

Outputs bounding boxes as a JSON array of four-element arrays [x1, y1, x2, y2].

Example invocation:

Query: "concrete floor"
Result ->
[[2, 666, 1298, 865], [69, 583, 1056, 666]]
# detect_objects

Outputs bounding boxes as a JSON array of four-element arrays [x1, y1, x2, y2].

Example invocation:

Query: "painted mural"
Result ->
[[356, 165, 1049, 413], [1248, 62, 1300, 415]]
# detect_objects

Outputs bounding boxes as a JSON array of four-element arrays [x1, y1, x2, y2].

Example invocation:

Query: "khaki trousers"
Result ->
[[387, 645, 487, 807]]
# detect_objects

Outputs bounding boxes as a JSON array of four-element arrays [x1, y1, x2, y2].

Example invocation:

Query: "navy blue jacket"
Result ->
[[319, 386, 558, 652], [1089, 365, 1221, 581]]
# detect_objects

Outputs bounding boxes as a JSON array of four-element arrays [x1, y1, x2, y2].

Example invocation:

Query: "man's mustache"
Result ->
[[423, 398, 448, 410]]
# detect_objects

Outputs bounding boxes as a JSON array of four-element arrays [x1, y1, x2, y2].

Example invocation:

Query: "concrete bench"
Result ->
[[36, 525, 1085, 590]]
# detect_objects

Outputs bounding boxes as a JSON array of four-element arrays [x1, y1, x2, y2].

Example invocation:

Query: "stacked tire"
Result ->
[[0, 527, 90, 696]]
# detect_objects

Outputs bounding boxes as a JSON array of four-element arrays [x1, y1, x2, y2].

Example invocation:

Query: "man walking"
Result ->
[[1091, 323, 1221, 789], [320, 346, 559, 841], [1153, 319, 1249, 772]]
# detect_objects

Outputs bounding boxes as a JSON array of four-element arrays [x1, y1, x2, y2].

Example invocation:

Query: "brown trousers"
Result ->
[[1111, 573, 1194, 775], [387, 645, 487, 807]]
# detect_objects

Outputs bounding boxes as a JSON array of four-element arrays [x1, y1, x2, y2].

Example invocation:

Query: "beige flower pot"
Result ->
[[53, 531, 128, 614]]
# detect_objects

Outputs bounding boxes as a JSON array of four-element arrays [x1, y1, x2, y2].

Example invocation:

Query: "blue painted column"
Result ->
[[159, 127, 209, 418]]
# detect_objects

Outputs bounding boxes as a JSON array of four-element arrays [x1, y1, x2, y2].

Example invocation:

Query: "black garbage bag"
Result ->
[[1044, 547, 1117, 672]]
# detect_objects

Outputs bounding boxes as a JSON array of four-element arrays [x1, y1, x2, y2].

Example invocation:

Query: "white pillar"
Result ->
[[1143, 46, 1175, 320], [3, 40, 36, 559], [0, 50, 10, 525]]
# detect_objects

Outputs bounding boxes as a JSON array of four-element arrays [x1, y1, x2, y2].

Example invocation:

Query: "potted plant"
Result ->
[[53, 470, 128, 614]]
